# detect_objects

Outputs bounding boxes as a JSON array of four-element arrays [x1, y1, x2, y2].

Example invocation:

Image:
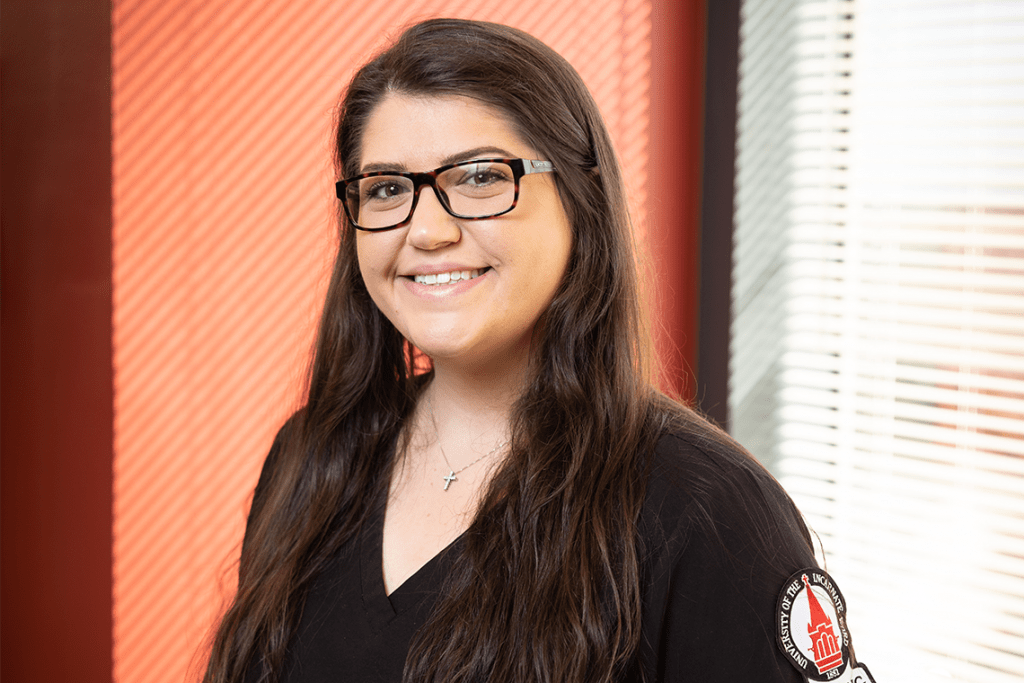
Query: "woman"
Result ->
[[205, 18, 820, 683]]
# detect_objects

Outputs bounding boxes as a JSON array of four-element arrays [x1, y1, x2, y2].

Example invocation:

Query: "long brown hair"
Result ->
[[204, 18, 702, 683]]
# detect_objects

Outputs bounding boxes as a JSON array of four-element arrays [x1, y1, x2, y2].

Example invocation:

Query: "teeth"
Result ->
[[414, 269, 483, 285]]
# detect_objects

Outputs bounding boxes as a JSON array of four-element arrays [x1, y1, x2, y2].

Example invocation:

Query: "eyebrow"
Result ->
[[359, 146, 517, 174]]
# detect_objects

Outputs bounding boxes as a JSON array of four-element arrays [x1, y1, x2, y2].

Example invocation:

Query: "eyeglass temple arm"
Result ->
[[522, 159, 555, 174]]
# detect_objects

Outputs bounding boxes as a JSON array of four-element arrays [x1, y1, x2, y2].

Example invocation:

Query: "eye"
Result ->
[[462, 168, 508, 186], [450, 163, 514, 196], [362, 178, 410, 204]]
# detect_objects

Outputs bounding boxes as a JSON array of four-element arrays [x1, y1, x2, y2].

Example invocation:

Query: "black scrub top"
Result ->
[[251, 430, 815, 682]]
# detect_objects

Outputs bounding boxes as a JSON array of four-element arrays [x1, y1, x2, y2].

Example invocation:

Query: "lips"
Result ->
[[410, 267, 490, 285]]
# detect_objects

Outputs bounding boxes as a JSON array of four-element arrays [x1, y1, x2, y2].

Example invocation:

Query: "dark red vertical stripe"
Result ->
[[649, 0, 705, 401], [1, 2, 114, 683]]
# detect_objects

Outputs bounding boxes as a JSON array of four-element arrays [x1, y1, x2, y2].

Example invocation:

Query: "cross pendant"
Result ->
[[442, 470, 457, 491]]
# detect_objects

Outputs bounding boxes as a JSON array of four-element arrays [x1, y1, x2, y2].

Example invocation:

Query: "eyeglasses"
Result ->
[[335, 158, 556, 232]]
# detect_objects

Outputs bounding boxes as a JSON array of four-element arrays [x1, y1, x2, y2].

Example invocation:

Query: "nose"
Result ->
[[406, 185, 461, 250]]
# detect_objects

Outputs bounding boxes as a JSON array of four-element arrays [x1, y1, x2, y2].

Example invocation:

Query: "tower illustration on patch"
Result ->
[[776, 569, 857, 681], [802, 574, 844, 673]]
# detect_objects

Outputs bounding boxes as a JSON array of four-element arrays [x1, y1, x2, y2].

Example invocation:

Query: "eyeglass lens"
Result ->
[[346, 161, 516, 230]]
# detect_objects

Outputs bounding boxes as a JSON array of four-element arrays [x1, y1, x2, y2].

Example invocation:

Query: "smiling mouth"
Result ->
[[411, 268, 489, 285]]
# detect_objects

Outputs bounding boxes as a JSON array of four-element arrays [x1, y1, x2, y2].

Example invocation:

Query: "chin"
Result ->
[[404, 334, 472, 362]]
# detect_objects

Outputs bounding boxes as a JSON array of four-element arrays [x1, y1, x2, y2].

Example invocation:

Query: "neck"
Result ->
[[428, 374, 517, 434], [429, 346, 528, 414], [421, 359, 524, 462]]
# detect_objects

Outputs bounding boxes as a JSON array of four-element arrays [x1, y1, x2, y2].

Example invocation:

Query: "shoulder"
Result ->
[[252, 413, 302, 498], [638, 412, 817, 616], [634, 414, 815, 681], [244, 412, 304, 542], [642, 418, 813, 564]]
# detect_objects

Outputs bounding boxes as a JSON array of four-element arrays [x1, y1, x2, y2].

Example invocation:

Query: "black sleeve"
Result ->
[[639, 434, 815, 682]]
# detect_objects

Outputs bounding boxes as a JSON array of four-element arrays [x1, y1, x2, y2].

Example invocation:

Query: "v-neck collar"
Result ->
[[358, 503, 464, 629]]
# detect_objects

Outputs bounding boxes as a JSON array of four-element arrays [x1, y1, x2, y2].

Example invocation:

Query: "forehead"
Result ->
[[358, 93, 535, 171]]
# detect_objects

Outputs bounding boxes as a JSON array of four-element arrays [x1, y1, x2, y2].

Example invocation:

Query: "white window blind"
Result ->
[[732, 1, 1024, 681]]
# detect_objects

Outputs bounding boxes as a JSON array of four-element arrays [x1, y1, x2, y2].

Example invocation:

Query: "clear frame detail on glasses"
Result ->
[[335, 158, 556, 232]]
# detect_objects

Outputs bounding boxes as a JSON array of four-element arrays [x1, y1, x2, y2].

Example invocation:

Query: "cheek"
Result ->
[[354, 237, 371, 285], [354, 234, 394, 312], [355, 233, 392, 282], [509, 225, 572, 321], [542, 215, 574, 290]]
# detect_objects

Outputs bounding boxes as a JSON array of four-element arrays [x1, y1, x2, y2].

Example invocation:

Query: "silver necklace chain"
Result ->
[[428, 391, 509, 491]]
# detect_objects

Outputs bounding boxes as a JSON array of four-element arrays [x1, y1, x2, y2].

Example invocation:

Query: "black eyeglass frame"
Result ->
[[335, 158, 556, 232]]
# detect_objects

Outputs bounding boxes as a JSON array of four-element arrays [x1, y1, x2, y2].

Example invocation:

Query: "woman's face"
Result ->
[[355, 94, 573, 372]]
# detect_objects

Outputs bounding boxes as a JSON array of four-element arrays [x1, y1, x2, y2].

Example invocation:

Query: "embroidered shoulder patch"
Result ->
[[776, 568, 876, 682]]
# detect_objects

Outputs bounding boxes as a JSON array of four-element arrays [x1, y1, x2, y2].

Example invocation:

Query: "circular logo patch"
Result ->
[[776, 569, 851, 681]]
